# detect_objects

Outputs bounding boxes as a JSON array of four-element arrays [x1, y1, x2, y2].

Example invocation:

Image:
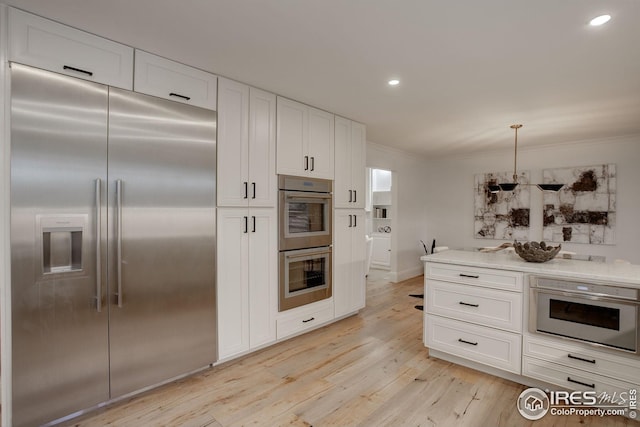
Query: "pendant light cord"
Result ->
[[511, 124, 522, 182]]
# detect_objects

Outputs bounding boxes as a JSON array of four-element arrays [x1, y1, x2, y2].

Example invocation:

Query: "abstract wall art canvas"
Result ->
[[542, 164, 616, 245], [474, 171, 531, 240]]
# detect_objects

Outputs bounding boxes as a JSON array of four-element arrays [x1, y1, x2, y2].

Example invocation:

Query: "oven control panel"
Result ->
[[533, 277, 639, 301]]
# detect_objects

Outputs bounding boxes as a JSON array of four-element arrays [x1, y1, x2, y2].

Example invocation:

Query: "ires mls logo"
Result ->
[[517, 388, 550, 420], [518, 387, 637, 420]]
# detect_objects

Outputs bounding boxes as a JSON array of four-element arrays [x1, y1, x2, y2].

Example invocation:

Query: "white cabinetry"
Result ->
[[218, 78, 276, 207], [371, 233, 391, 267], [8, 8, 133, 89], [134, 50, 217, 110], [334, 210, 366, 317], [217, 208, 277, 360], [424, 262, 524, 374], [523, 334, 640, 395], [334, 117, 366, 208], [276, 97, 334, 179]]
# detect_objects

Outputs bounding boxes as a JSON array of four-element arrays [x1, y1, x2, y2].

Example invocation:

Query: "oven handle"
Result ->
[[285, 249, 331, 259], [285, 193, 332, 200], [531, 287, 640, 306]]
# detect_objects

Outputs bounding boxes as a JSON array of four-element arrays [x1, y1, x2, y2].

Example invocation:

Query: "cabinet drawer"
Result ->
[[426, 315, 521, 374], [276, 299, 334, 339], [425, 263, 523, 292], [9, 8, 133, 89], [523, 356, 638, 396], [427, 280, 522, 332], [134, 50, 217, 110], [524, 335, 640, 384]]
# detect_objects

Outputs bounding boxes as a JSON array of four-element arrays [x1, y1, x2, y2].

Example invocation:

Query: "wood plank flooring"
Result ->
[[63, 273, 637, 427]]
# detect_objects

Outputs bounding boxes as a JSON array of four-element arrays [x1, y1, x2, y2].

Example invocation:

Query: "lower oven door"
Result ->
[[279, 247, 332, 312], [533, 289, 639, 353]]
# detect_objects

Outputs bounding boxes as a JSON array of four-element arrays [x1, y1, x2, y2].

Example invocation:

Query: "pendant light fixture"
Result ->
[[488, 124, 564, 193]]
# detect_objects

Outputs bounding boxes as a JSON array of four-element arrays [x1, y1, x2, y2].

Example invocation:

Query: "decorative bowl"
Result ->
[[513, 241, 561, 263]]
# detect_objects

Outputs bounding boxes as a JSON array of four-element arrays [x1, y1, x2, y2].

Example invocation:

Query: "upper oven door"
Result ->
[[279, 190, 332, 251], [533, 289, 639, 353]]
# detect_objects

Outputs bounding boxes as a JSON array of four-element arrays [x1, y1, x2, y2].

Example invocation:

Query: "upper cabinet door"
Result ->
[[8, 8, 133, 89], [218, 78, 250, 207], [334, 117, 352, 208], [350, 121, 366, 209], [308, 107, 334, 180], [134, 50, 217, 110], [248, 88, 277, 207], [276, 97, 307, 176], [334, 117, 366, 208]]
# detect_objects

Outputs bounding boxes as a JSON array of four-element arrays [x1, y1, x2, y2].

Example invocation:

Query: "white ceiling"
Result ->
[[5, 0, 640, 157]]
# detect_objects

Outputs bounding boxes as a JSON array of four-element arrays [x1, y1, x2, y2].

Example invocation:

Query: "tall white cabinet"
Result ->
[[334, 117, 366, 209], [334, 210, 366, 317], [276, 96, 334, 180], [333, 116, 367, 318], [216, 78, 277, 360]]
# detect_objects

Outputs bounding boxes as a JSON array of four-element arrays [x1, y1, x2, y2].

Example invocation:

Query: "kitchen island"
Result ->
[[421, 249, 640, 413]]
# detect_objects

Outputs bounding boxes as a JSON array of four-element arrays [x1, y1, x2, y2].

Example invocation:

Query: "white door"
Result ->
[[217, 78, 249, 206], [371, 234, 391, 267], [308, 106, 334, 179], [248, 88, 276, 207], [217, 208, 250, 359], [334, 117, 352, 208], [276, 97, 307, 176], [248, 208, 277, 347], [350, 122, 366, 209], [334, 210, 366, 317]]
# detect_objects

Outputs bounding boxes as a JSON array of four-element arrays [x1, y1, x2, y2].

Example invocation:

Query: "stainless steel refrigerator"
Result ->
[[10, 63, 217, 427]]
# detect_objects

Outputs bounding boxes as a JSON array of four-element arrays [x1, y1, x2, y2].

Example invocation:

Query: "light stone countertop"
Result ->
[[421, 250, 640, 287]]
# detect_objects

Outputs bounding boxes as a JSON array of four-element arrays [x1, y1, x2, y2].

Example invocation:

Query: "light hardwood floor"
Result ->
[[63, 274, 636, 427]]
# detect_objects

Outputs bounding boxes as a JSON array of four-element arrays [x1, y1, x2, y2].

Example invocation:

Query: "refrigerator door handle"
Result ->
[[95, 178, 102, 312], [116, 179, 123, 308]]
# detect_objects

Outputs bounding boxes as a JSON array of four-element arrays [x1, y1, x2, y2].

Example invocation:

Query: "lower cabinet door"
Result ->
[[426, 315, 522, 374]]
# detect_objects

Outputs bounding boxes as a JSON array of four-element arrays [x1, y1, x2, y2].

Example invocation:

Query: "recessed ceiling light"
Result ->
[[388, 79, 400, 86], [589, 14, 611, 26]]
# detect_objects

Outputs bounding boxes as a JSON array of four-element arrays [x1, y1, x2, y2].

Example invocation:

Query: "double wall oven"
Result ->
[[278, 175, 333, 311], [530, 276, 640, 355]]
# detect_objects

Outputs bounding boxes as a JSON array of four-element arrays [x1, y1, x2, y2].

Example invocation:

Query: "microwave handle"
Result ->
[[285, 249, 331, 259]]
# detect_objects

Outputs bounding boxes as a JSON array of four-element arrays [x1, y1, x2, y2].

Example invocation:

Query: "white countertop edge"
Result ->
[[421, 250, 640, 287]]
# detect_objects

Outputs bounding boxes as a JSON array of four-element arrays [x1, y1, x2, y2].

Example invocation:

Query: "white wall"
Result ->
[[367, 142, 429, 281], [424, 135, 640, 264]]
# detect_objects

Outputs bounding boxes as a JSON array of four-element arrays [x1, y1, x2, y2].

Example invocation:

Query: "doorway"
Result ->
[[366, 168, 396, 279]]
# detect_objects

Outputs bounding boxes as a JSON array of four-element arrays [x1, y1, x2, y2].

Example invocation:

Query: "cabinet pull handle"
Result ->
[[63, 65, 93, 76], [252, 182, 256, 199], [304, 156, 309, 170], [169, 92, 191, 101], [349, 190, 352, 202], [243, 216, 248, 233], [243, 182, 248, 199], [460, 274, 480, 279], [353, 190, 357, 203], [310, 156, 315, 171], [568, 354, 596, 364], [302, 317, 315, 323], [252, 216, 256, 233], [567, 377, 595, 389], [459, 301, 479, 308], [95, 178, 102, 313], [348, 214, 353, 227], [353, 215, 357, 227], [458, 338, 478, 346]]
